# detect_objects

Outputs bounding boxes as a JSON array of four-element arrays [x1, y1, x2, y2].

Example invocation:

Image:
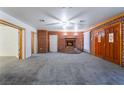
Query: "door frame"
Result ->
[[31, 32, 35, 54], [49, 35, 58, 52], [0, 19, 26, 60]]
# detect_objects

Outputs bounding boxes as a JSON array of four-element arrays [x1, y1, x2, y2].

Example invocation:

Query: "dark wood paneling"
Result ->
[[91, 23, 121, 65], [38, 30, 48, 53]]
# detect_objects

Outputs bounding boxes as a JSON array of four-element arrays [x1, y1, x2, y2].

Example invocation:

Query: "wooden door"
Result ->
[[100, 31, 105, 58], [105, 27, 114, 61], [113, 24, 120, 65], [95, 32, 98, 56], [31, 32, 34, 54], [97, 32, 100, 56], [105, 23, 121, 64], [90, 31, 96, 55], [96, 30, 105, 58], [109, 28, 114, 61], [105, 29, 110, 60]]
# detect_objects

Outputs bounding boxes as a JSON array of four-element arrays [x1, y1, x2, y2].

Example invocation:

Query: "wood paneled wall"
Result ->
[[38, 31, 84, 53], [38, 30, 48, 53], [48, 32, 84, 51], [90, 14, 124, 66], [122, 23, 124, 66]]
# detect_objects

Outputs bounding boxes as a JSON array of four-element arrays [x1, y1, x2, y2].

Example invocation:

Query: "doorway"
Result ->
[[49, 35, 58, 52], [0, 19, 26, 60]]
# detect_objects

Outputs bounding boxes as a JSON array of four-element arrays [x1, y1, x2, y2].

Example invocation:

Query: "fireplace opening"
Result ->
[[60, 38, 82, 54], [66, 41, 74, 47], [65, 38, 76, 48]]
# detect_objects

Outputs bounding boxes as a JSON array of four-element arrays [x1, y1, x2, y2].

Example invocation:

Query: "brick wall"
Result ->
[[48, 31, 83, 51]]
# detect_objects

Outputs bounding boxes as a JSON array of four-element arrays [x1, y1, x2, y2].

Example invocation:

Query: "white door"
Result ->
[[49, 35, 58, 52]]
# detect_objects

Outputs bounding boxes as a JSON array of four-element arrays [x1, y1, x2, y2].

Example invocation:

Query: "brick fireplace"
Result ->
[[65, 38, 76, 48]]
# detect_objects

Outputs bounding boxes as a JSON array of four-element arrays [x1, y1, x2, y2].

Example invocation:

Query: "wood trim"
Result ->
[[19, 30, 23, 59], [0, 19, 26, 60], [24, 30, 26, 59], [0, 19, 25, 30], [31, 32, 35, 54], [90, 12, 124, 29]]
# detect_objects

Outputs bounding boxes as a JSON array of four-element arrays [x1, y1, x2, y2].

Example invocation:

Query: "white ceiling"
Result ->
[[0, 7, 124, 32]]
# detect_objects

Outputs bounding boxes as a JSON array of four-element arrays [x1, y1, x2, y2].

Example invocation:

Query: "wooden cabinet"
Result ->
[[91, 23, 121, 65], [38, 30, 48, 53]]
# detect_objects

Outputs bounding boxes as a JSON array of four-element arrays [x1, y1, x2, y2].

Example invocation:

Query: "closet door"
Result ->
[[105, 29, 110, 60], [97, 30, 105, 58], [101, 31, 105, 58], [113, 24, 120, 65], [90, 31, 95, 55], [98, 31, 102, 57], [109, 27, 114, 61], [95, 32, 98, 56]]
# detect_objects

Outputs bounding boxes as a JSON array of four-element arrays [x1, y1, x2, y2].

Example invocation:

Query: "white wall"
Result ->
[[0, 11, 37, 58], [0, 24, 18, 57], [84, 31, 90, 53]]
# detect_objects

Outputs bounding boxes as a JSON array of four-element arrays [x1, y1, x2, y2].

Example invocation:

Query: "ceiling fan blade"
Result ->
[[45, 22, 59, 26], [68, 11, 85, 21], [77, 23, 86, 25], [44, 12, 62, 22], [69, 22, 85, 25]]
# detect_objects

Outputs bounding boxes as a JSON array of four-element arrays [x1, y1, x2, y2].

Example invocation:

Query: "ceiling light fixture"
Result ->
[[63, 32, 67, 36], [74, 32, 78, 36]]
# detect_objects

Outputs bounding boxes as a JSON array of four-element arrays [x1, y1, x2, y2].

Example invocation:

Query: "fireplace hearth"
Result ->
[[60, 38, 82, 54]]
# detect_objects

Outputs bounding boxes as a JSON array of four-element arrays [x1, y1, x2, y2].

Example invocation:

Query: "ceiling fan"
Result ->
[[39, 11, 85, 27]]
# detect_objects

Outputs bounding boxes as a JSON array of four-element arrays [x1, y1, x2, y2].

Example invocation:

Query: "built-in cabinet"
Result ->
[[91, 23, 121, 65]]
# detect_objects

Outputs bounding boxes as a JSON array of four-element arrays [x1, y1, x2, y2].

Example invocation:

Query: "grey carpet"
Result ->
[[0, 53, 124, 85]]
